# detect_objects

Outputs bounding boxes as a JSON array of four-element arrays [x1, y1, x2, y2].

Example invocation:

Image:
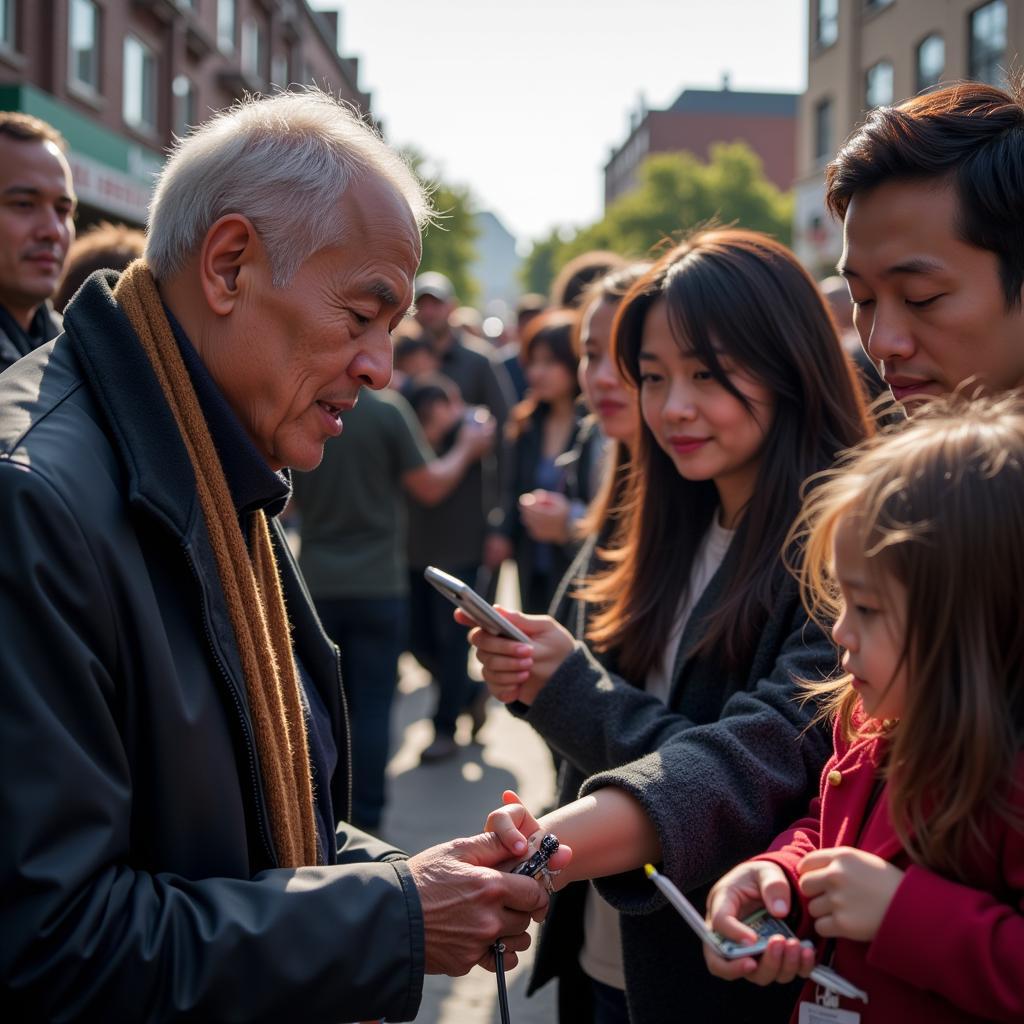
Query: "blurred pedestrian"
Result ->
[[0, 112, 74, 373], [292, 387, 494, 831], [406, 271, 515, 761], [54, 221, 146, 311], [392, 333, 438, 390], [818, 274, 885, 402], [549, 250, 626, 309], [497, 308, 587, 613]]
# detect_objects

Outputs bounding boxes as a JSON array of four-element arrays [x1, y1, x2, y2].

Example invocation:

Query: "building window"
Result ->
[[864, 0, 894, 10], [68, 0, 101, 93], [814, 97, 833, 163], [217, 0, 235, 54], [969, 1, 1007, 86], [0, 0, 15, 50], [123, 36, 157, 133], [916, 34, 945, 92], [241, 17, 266, 82], [173, 74, 197, 138], [865, 60, 894, 108], [815, 0, 838, 47], [271, 53, 288, 87]]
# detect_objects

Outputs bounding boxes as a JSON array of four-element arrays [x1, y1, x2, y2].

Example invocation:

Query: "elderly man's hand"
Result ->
[[407, 831, 570, 976]]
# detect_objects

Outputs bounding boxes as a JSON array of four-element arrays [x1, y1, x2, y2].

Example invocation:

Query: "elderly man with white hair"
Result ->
[[0, 91, 567, 1022]]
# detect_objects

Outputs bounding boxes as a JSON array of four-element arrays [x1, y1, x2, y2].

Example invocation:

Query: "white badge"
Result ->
[[798, 1002, 861, 1024]]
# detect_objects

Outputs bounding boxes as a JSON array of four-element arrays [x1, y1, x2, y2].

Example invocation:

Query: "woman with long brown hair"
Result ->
[[463, 228, 872, 1023]]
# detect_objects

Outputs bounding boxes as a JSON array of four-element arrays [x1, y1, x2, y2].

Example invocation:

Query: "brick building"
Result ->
[[795, 0, 1024, 276], [0, 0, 369, 226], [603, 82, 798, 207]]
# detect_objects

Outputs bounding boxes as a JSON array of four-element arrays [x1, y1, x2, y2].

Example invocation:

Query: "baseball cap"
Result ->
[[415, 272, 455, 302]]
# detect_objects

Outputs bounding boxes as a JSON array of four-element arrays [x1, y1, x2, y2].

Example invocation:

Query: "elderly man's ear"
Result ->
[[198, 214, 264, 316]]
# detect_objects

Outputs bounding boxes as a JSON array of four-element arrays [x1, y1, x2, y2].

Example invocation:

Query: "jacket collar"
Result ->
[[62, 271, 200, 537]]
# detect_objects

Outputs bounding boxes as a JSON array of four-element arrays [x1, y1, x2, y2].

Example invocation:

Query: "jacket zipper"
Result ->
[[333, 644, 354, 827], [182, 544, 277, 868]]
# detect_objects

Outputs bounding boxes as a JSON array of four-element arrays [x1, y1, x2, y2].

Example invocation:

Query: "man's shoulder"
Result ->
[[0, 336, 80, 455], [0, 336, 118, 501]]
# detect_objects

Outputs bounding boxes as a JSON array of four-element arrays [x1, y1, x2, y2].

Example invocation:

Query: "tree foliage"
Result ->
[[522, 142, 794, 296], [403, 148, 480, 304]]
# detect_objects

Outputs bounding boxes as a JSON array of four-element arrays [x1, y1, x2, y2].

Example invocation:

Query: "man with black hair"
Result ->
[[0, 112, 75, 373], [827, 80, 1024, 404]]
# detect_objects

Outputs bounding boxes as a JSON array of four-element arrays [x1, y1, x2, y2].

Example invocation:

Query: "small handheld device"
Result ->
[[511, 833, 559, 878], [644, 864, 868, 1003], [424, 566, 531, 644]]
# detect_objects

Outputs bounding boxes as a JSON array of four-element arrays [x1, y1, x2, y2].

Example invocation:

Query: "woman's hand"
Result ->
[[454, 607, 574, 705], [798, 847, 904, 942], [704, 860, 814, 986], [519, 490, 571, 544]]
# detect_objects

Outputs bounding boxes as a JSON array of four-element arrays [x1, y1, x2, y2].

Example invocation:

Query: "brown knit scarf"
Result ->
[[114, 259, 319, 868]]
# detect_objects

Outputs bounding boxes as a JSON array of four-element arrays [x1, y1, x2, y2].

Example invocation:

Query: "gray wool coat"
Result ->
[[516, 534, 837, 1024]]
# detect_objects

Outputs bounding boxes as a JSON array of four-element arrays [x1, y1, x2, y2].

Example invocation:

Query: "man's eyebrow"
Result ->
[[837, 256, 945, 279], [366, 280, 400, 306]]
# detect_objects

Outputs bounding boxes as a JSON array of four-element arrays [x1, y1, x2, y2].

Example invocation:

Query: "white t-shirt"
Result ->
[[578, 514, 735, 990]]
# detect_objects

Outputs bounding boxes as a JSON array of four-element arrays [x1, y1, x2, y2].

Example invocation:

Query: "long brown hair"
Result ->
[[584, 228, 871, 679], [791, 395, 1024, 881]]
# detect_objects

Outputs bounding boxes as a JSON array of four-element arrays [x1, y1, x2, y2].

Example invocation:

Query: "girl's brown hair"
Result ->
[[584, 228, 871, 679], [792, 395, 1024, 882]]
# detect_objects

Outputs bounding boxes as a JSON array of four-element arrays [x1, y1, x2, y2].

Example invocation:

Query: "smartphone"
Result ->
[[656, 874, 802, 959], [424, 566, 531, 644]]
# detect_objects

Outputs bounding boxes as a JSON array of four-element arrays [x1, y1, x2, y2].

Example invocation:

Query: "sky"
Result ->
[[309, 0, 808, 247]]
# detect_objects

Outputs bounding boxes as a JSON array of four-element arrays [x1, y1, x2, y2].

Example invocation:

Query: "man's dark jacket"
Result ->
[[0, 275, 424, 1022]]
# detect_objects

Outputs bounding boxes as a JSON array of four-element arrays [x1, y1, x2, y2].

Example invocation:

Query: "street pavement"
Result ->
[[377, 646, 560, 1024]]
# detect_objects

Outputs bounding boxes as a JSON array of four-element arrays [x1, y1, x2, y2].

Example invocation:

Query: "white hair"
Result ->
[[145, 88, 431, 286]]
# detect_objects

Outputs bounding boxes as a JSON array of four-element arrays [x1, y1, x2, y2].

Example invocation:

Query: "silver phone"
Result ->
[[424, 566, 531, 644]]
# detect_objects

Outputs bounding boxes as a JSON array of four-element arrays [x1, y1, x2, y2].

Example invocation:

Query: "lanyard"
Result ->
[[494, 941, 512, 1024]]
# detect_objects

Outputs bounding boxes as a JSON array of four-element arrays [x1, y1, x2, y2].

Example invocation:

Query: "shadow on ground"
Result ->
[[378, 653, 558, 1024]]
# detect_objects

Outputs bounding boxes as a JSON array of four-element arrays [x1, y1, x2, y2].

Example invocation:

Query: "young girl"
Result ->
[[703, 396, 1024, 1022], [463, 229, 872, 1023]]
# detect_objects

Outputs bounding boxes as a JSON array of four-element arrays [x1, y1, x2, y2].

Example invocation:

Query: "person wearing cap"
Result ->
[[408, 270, 516, 761], [0, 112, 75, 374]]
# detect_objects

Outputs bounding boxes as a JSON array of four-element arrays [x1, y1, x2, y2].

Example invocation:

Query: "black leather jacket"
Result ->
[[0, 275, 424, 1022]]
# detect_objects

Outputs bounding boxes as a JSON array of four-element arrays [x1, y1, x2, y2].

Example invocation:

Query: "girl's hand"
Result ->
[[485, 789, 572, 889], [797, 847, 904, 942], [454, 607, 574, 705], [704, 860, 814, 985]]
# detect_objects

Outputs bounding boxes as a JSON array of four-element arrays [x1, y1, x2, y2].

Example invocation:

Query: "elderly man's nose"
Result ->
[[352, 329, 394, 389]]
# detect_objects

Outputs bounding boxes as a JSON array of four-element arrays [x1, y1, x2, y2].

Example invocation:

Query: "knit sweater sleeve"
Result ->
[[576, 598, 834, 914]]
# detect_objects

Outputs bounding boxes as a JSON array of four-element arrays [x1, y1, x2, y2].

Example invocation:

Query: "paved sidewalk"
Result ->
[[377, 650, 559, 1024]]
